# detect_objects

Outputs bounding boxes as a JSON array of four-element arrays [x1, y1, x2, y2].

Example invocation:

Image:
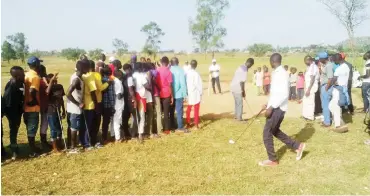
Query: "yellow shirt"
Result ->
[[93, 72, 109, 103], [82, 72, 97, 110], [24, 70, 40, 112]]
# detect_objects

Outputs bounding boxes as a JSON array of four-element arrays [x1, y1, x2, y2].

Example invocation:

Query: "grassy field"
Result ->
[[1, 54, 370, 194]]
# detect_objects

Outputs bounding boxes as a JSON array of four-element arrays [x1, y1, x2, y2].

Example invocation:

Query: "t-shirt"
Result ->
[[170, 65, 187, 99], [3, 80, 24, 114], [290, 73, 298, 87], [132, 72, 148, 98], [320, 62, 334, 85], [24, 69, 40, 112], [156, 66, 173, 98], [230, 65, 247, 93], [297, 75, 305, 89], [255, 71, 263, 86], [263, 72, 271, 85], [82, 72, 97, 110], [334, 63, 350, 87], [209, 64, 221, 78], [47, 84, 65, 114]]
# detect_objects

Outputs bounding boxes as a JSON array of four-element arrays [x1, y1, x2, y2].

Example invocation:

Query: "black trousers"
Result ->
[[263, 108, 300, 161], [289, 86, 297, 100], [347, 80, 354, 113], [5, 110, 22, 152], [161, 97, 171, 131], [102, 107, 113, 141], [314, 85, 322, 115], [122, 100, 132, 138], [211, 77, 222, 93]]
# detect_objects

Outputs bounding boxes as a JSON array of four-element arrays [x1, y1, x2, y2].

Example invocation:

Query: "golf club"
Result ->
[[229, 109, 264, 144], [56, 107, 68, 150], [244, 98, 254, 116]]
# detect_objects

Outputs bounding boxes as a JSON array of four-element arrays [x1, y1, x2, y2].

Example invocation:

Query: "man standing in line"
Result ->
[[122, 64, 137, 139], [230, 58, 255, 122], [183, 61, 191, 75], [318, 52, 334, 127], [24, 56, 42, 157], [209, 59, 222, 94], [259, 53, 306, 167], [302, 55, 319, 121], [186, 60, 203, 129], [169, 57, 188, 132], [340, 52, 354, 114], [156, 57, 173, 134]]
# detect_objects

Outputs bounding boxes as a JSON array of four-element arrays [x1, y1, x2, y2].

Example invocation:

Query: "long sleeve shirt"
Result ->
[[186, 69, 203, 105], [170, 65, 187, 99], [267, 65, 289, 112]]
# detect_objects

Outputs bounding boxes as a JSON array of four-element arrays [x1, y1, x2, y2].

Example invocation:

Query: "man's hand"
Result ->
[[79, 103, 84, 109], [242, 91, 246, 98], [265, 107, 273, 118], [261, 104, 267, 111], [305, 88, 311, 97], [94, 104, 101, 114]]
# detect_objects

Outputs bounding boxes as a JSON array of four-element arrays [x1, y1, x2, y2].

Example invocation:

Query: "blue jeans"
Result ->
[[362, 82, 370, 111], [320, 85, 332, 126], [47, 112, 62, 140], [170, 98, 184, 129], [233, 93, 243, 120], [24, 112, 39, 137]]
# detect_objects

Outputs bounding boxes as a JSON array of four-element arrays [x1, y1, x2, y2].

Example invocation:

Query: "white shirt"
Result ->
[[334, 63, 350, 87], [267, 65, 289, 112], [255, 71, 263, 86], [132, 72, 148, 97], [305, 63, 319, 88], [186, 69, 203, 105], [209, 64, 220, 78], [363, 60, 370, 83], [113, 78, 124, 110], [183, 64, 191, 75], [66, 73, 83, 114]]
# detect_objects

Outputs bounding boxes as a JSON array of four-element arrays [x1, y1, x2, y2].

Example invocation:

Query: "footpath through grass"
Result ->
[[1, 113, 370, 194]]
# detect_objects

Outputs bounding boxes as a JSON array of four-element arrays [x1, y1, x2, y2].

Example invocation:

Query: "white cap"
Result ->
[[212, 59, 216, 63], [109, 56, 116, 63]]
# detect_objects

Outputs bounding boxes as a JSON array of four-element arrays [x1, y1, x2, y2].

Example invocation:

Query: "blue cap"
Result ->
[[27, 56, 43, 65], [314, 57, 319, 61], [318, 52, 328, 59]]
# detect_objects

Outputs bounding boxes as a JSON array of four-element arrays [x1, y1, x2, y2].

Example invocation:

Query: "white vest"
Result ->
[[67, 73, 84, 114]]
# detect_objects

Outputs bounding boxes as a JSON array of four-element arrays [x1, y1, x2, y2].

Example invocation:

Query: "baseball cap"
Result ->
[[27, 56, 43, 66], [318, 52, 328, 59], [212, 59, 216, 63], [109, 56, 116, 63], [314, 57, 319, 61]]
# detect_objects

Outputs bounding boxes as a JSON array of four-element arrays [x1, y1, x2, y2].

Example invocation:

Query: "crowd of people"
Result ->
[[1, 54, 203, 159]]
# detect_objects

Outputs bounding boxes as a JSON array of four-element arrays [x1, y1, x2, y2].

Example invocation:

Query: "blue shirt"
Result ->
[[170, 65, 187, 99]]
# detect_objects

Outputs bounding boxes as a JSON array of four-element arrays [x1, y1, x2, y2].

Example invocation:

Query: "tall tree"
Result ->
[[319, 0, 368, 52], [247, 43, 273, 57], [88, 48, 104, 60], [112, 38, 129, 57], [6, 32, 29, 63], [189, 0, 229, 58], [1, 41, 16, 63], [141, 21, 165, 60], [61, 48, 86, 61]]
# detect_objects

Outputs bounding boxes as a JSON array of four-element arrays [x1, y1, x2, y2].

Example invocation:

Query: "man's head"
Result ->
[[318, 52, 328, 64], [185, 61, 189, 65], [304, 55, 313, 66], [100, 53, 106, 62], [171, 57, 179, 66], [212, 59, 216, 65], [10, 66, 25, 83], [140, 57, 146, 62], [339, 52, 346, 60], [112, 59, 122, 70], [76, 60, 89, 75], [254, 70, 257, 74], [100, 67, 112, 77], [80, 54, 88, 61], [95, 61, 104, 72], [263, 66, 268, 72], [131, 54, 137, 64], [257, 67, 261, 71], [284, 65, 289, 71], [27, 56, 43, 70], [245, 58, 255, 69], [291, 67, 297, 74], [161, 56, 170, 67], [47, 73, 57, 84], [123, 63, 132, 75], [38, 64, 47, 78], [332, 53, 343, 65], [147, 58, 151, 63], [109, 56, 116, 63], [270, 53, 282, 69], [190, 60, 198, 69], [363, 51, 370, 61]]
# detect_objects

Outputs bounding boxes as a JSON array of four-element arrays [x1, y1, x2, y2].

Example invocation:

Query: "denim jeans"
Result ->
[[24, 112, 39, 137], [232, 93, 243, 120], [321, 85, 333, 126], [47, 112, 62, 140], [170, 98, 184, 129], [362, 82, 370, 112]]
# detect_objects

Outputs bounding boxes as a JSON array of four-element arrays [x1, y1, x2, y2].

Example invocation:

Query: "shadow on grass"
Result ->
[[200, 112, 235, 128], [342, 112, 353, 124], [1, 141, 55, 164], [276, 122, 315, 161]]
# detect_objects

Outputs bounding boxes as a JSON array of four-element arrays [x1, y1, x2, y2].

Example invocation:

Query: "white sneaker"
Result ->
[[68, 148, 80, 154]]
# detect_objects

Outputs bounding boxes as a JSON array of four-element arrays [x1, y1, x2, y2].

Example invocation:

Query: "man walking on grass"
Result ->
[[230, 58, 254, 122], [259, 53, 305, 167], [209, 59, 222, 94]]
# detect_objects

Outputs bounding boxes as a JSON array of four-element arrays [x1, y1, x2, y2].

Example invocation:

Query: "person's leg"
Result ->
[[302, 85, 317, 120], [130, 106, 138, 138], [216, 76, 222, 93], [292, 86, 297, 100], [138, 101, 145, 138], [113, 109, 122, 141], [39, 112, 50, 150], [175, 98, 184, 129], [66, 112, 71, 149], [101, 107, 111, 142], [145, 102, 154, 134], [1, 123, 6, 158], [84, 110, 95, 147], [211, 78, 216, 94], [93, 103, 102, 146], [321, 85, 331, 126], [162, 98, 171, 132], [25, 112, 40, 156], [154, 97, 163, 133], [194, 103, 200, 127], [186, 104, 192, 125], [47, 113, 59, 152], [267, 84, 271, 94], [7, 112, 21, 154], [234, 93, 243, 121], [347, 81, 354, 113], [271, 109, 300, 150], [314, 85, 322, 115], [69, 114, 81, 150], [169, 98, 176, 130], [122, 103, 131, 138], [362, 82, 370, 112], [329, 88, 342, 127], [289, 86, 292, 100]]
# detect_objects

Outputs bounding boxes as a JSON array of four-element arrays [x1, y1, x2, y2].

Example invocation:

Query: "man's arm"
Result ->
[[95, 73, 110, 92], [67, 79, 82, 107], [240, 82, 245, 98], [46, 74, 58, 95]]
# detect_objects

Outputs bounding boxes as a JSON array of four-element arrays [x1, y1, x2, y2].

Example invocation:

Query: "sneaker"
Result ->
[[95, 143, 104, 149], [151, 134, 161, 139], [68, 148, 80, 154], [296, 143, 306, 161], [176, 128, 191, 133], [29, 152, 38, 158], [258, 160, 278, 167], [84, 146, 94, 151], [138, 134, 144, 144], [11, 152, 18, 160]]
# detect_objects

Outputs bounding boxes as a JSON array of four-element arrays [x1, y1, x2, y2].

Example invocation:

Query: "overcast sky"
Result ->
[[1, 0, 370, 52]]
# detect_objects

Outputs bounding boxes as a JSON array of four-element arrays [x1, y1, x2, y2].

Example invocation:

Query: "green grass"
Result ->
[[1, 54, 370, 194]]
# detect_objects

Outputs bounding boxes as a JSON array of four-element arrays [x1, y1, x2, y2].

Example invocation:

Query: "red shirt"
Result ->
[[263, 72, 271, 85], [109, 64, 115, 75], [156, 66, 173, 98]]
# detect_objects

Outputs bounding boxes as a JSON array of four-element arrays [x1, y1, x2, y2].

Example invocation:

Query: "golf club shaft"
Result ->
[[233, 109, 263, 143], [57, 107, 68, 150], [244, 98, 254, 116]]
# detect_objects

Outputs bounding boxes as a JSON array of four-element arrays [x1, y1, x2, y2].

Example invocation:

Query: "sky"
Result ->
[[1, 0, 370, 52]]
